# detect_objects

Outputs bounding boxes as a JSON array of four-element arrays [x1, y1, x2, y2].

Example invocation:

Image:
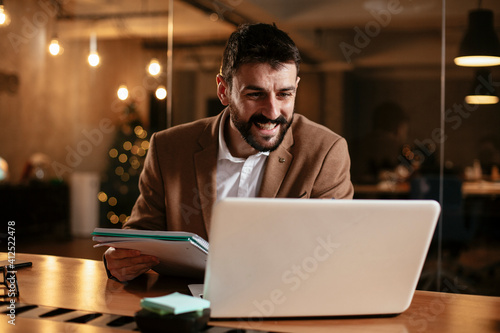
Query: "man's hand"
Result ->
[[104, 247, 160, 282]]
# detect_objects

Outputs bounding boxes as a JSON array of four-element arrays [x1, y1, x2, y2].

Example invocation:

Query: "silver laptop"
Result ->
[[203, 198, 440, 318]]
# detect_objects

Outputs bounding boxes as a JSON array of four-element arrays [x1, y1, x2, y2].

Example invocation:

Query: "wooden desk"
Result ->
[[1, 253, 500, 332]]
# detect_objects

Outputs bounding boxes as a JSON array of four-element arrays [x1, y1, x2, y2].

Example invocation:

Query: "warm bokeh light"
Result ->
[[121, 173, 130, 182], [155, 85, 167, 100], [117, 85, 129, 100], [454, 56, 500, 67], [97, 192, 108, 202], [130, 158, 141, 169], [109, 148, 118, 158], [115, 166, 124, 176], [134, 126, 144, 136], [109, 214, 119, 224], [88, 52, 100, 67], [148, 58, 161, 76], [123, 141, 132, 150], [49, 39, 62, 56], [0, 5, 11, 26], [0, 157, 8, 181], [108, 197, 117, 206], [465, 95, 499, 105], [118, 153, 128, 163]]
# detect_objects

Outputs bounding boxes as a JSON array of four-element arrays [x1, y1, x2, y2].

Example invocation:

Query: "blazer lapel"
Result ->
[[258, 126, 294, 198], [194, 112, 223, 234]]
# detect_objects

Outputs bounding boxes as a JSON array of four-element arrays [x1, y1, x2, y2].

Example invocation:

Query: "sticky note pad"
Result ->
[[140, 292, 210, 316]]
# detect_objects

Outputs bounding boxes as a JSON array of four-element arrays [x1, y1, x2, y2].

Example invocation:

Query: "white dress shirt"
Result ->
[[216, 110, 269, 200]]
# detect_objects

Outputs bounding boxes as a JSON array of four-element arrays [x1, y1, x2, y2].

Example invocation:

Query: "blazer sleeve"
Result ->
[[123, 133, 168, 230], [312, 137, 354, 199]]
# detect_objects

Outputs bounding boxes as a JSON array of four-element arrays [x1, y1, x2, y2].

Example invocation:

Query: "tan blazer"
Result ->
[[124, 111, 353, 240]]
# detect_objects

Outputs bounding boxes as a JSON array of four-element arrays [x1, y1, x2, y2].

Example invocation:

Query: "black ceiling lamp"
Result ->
[[454, 1, 500, 67]]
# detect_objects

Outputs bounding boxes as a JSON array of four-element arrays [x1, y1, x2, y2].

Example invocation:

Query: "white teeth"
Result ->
[[257, 122, 277, 130]]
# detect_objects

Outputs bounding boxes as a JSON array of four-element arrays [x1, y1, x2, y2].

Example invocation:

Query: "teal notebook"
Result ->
[[92, 228, 209, 278], [92, 228, 209, 252]]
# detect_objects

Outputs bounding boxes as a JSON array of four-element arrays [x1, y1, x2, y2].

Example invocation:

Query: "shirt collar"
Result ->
[[218, 109, 269, 162]]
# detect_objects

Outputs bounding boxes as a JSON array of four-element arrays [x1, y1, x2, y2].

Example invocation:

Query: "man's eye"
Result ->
[[278, 92, 293, 98], [247, 92, 263, 98]]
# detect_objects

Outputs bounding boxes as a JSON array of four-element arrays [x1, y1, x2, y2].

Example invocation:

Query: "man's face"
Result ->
[[217, 62, 300, 156]]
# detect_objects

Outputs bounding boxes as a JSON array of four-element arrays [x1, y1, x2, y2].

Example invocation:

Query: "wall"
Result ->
[[0, 1, 159, 182]]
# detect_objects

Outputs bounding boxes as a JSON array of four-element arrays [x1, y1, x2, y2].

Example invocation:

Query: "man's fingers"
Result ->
[[108, 256, 160, 282], [112, 263, 154, 282], [106, 253, 159, 270], [104, 247, 160, 281], [105, 247, 141, 259], [127, 254, 160, 267]]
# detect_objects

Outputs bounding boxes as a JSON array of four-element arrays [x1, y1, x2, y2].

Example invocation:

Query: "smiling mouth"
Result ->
[[255, 122, 278, 130]]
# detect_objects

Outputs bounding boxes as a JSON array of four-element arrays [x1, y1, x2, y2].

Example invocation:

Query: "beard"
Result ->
[[228, 104, 294, 152]]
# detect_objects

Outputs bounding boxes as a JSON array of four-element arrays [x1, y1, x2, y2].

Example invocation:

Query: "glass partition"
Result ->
[[0, 0, 498, 296]]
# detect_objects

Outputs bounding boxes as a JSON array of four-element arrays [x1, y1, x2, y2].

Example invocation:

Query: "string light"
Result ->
[[48, 3, 62, 56], [48, 34, 63, 56], [148, 58, 161, 76], [117, 85, 129, 100], [88, 33, 100, 67], [0, 1, 11, 27], [155, 85, 167, 100], [88, 52, 100, 66]]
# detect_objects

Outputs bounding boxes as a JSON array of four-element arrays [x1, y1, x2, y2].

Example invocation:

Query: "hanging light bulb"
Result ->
[[48, 35, 63, 56], [88, 33, 100, 67], [117, 85, 129, 101], [0, 1, 11, 27], [148, 58, 161, 76], [454, 8, 500, 67], [88, 52, 100, 67], [155, 85, 167, 100]]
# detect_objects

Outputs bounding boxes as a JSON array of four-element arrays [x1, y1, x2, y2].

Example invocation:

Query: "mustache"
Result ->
[[249, 114, 288, 125]]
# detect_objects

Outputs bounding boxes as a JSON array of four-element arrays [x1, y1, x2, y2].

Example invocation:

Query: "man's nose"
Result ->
[[261, 95, 281, 120]]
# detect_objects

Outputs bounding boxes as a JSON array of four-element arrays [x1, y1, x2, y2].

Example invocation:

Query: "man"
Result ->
[[105, 23, 353, 281]]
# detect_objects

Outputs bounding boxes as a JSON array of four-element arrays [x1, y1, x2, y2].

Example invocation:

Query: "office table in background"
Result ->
[[354, 181, 500, 198], [1, 253, 499, 332]]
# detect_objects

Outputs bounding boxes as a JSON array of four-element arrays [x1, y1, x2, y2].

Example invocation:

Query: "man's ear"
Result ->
[[216, 74, 230, 106]]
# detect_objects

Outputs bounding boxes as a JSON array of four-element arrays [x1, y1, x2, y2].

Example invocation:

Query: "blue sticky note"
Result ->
[[141, 292, 210, 315]]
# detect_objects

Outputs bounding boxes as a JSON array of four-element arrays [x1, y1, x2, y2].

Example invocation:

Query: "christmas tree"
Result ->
[[98, 102, 150, 228]]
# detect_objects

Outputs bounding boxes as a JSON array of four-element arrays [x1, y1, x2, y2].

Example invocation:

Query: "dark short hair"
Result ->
[[220, 23, 301, 87]]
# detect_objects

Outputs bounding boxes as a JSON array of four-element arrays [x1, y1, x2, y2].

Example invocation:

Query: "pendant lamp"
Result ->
[[454, 8, 500, 67], [465, 69, 499, 104]]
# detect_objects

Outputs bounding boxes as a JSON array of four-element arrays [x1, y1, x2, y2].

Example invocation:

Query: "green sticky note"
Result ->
[[140, 292, 210, 316]]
